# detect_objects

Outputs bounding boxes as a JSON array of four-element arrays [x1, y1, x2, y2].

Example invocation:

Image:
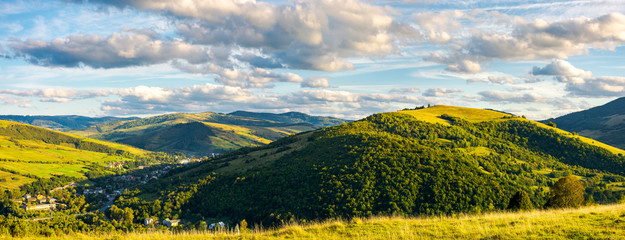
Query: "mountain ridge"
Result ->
[[542, 97, 625, 150]]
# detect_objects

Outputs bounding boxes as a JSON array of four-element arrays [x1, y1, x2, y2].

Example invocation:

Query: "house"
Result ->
[[22, 203, 56, 211], [144, 218, 153, 226], [209, 222, 225, 230], [163, 218, 180, 227], [23, 194, 31, 202]]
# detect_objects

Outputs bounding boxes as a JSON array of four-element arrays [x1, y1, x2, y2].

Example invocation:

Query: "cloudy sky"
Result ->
[[1, 0, 625, 120]]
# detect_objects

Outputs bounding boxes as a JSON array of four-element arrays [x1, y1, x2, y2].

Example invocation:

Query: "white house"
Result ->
[[163, 218, 180, 227]]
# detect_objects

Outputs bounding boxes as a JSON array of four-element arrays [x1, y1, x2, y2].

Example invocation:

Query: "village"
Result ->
[[15, 155, 221, 228]]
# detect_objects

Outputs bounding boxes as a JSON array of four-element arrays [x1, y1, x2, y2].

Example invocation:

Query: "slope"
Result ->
[[543, 97, 625, 150], [115, 106, 625, 225], [0, 115, 137, 131], [228, 111, 350, 128], [73, 111, 326, 155], [0, 120, 154, 189]]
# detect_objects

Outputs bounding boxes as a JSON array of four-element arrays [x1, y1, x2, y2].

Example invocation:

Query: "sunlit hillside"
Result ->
[[0, 120, 151, 189]]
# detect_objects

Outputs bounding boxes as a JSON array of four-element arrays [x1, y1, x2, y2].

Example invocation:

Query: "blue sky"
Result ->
[[1, 0, 625, 120]]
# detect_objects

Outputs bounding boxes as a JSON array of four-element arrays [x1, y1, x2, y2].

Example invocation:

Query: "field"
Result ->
[[11, 203, 625, 239], [0, 120, 147, 189]]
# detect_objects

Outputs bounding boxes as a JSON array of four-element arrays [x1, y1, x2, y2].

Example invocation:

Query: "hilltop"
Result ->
[[543, 97, 625, 150], [73, 111, 345, 156], [114, 105, 625, 225], [0, 120, 159, 189], [0, 115, 137, 131]]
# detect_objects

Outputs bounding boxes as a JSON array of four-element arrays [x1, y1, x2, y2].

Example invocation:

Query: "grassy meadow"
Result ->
[[0, 120, 149, 189], [9, 203, 625, 239]]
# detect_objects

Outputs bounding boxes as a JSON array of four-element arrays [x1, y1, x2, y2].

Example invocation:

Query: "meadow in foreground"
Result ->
[[8, 203, 625, 240]]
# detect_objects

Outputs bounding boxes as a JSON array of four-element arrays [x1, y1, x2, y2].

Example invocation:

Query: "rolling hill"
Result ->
[[114, 105, 625, 225], [0, 120, 155, 189], [73, 111, 343, 156], [0, 115, 137, 131], [543, 97, 625, 150]]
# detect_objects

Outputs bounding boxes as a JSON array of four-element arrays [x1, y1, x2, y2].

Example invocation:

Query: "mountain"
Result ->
[[114, 105, 625, 225], [542, 97, 625, 150], [72, 111, 332, 156], [228, 111, 350, 128], [0, 115, 137, 131], [0, 120, 155, 189]]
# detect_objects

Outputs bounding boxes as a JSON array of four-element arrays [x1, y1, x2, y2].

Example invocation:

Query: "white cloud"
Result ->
[[531, 59, 625, 97], [423, 87, 463, 97], [428, 13, 625, 73], [78, 0, 419, 72], [11, 31, 212, 68], [532, 59, 592, 78], [301, 77, 330, 89]]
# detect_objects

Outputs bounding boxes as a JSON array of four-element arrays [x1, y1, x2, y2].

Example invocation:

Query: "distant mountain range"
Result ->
[[228, 111, 349, 128], [0, 115, 137, 131], [72, 111, 350, 156], [542, 97, 625, 150]]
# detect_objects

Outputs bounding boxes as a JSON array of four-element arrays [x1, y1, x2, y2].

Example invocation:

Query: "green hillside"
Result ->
[[543, 97, 625, 150], [113, 106, 625, 225], [228, 111, 350, 128], [72, 111, 325, 156], [0, 120, 155, 189]]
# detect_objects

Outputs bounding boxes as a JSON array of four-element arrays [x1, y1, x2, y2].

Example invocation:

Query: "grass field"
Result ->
[[0, 120, 147, 189], [13, 203, 625, 239]]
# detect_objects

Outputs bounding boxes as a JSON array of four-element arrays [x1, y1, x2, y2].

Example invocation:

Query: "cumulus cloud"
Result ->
[[428, 13, 625, 73], [10, 31, 212, 68], [532, 59, 592, 78], [301, 77, 330, 88], [423, 87, 463, 97], [74, 0, 419, 72], [531, 59, 625, 97]]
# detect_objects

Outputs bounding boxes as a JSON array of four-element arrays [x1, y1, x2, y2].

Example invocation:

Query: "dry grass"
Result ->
[[11, 203, 625, 239]]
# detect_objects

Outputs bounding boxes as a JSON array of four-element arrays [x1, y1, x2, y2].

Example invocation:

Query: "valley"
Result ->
[[1, 106, 625, 238]]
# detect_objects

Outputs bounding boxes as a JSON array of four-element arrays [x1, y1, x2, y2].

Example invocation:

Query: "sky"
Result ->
[[1, 0, 625, 120]]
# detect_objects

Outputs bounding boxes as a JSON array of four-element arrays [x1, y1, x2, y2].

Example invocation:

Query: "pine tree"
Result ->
[[507, 190, 532, 211]]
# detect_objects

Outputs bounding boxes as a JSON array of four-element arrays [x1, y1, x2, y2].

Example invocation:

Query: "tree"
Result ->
[[507, 190, 533, 211], [545, 176, 584, 209], [547, 121, 557, 128]]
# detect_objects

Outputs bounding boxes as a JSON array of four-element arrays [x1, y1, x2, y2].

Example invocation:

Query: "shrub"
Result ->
[[545, 176, 584, 209]]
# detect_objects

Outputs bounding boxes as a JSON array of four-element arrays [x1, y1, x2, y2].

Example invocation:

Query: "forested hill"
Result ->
[[228, 111, 350, 128], [115, 106, 625, 225], [71, 111, 327, 156], [542, 97, 625, 150], [0, 115, 137, 131]]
